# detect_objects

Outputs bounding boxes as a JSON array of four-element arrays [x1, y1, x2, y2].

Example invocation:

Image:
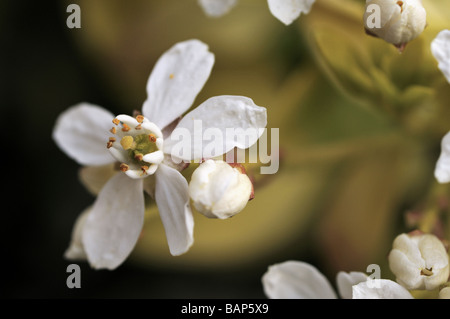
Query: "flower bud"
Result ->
[[363, 0, 427, 51], [388, 232, 449, 290], [188, 159, 253, 219]]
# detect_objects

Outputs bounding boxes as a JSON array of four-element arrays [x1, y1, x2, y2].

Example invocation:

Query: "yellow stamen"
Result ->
[[106, 141, 113, 149], [135, 124, 142, 130], [169, 74, 174, 79], [149, 134, 157, 143], [122, 123, 131, 132], [141, 165, 149, 175], [110, 127, 117, 134], [112, 118, 120, 125]]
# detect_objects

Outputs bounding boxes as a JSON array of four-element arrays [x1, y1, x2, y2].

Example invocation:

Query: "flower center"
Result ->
[[420, 267, 433, 277], [107, 114, 164, 179]]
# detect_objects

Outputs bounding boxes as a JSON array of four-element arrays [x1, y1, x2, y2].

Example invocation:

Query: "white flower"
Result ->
[[198, 0, 237, 17], [352, 280, 414, 299], [388, 233, 450, 290], [363, 0, 427, 50], [189, 160, 253, 219], [431, 29, 450, 85], [262, 260, 368, 299], [439, 286, 450, 299], [434, 131, 450, 183], [53, 39, 267, 270], [198, 0, 315, 25]]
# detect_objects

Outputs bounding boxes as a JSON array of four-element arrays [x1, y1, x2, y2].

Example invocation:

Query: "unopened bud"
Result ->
[[188, 159, 253, 219], [388, 232, 449, 290], [364, 0, 427, 51]]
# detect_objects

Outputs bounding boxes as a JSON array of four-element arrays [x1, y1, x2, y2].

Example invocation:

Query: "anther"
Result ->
[[421, 268, 433, 276], [106, 141, 113, 149], [122, 123, 131, 132], [135, 124, 142, 130], [136, 115, 144, 123], [134, 153, 144, 161], [109, 137, 116, 142], [141, 165, 149, 175], [110, 127, 117, 134], [119, 163, 129, 172], [169, 74, 175, 79], [112, 118, 120, 125], [149, 134, 157, 143]]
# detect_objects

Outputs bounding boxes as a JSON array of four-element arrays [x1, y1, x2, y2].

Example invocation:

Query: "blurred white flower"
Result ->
[[434, 131, 450, 183], [198, 0, 315, 25], [431, 29, 450, 84], [352, 280, 414, 299], [267, 0, 315, 25], [189, 160, 253, 219], [364, 0, 427, 50], [198, 0, 237, 17], [53, 39, 267, 270], [439, 286, 450, 299], [388, 232, 449, 290], [262, 260, 368, 299]]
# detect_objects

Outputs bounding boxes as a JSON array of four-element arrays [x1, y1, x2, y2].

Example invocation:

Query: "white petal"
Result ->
[[142, 39, 215, 130], [267, 0, 315, 25], [198, 0, 237, 17], [154, 163, 194, 256], [78, 164, 117, 196], [262, 261, 337, 299], [431, 29, 450, 84], [82, 173, 145, 270], [336, 271, 368, 299], [164, 95, 267, 161], [142, 150, 165, 164], [53, 103, 115, 166], [352, 280, 414, 299], [64, 207, 90, 261], [435, 131, 450, 183]]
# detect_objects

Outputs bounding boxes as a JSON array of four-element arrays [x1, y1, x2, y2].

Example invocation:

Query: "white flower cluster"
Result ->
[[53, 2, 450, 299], [262, 232, 449, 299]]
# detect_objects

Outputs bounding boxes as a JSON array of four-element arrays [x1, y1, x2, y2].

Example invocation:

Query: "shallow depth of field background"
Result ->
[[2, 0, 449, 298]]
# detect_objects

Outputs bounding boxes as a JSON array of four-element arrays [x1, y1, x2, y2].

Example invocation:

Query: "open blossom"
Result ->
[[388, 232, 449, 290], [188, 160, 253, 219], [53, 39, 267, 270], [198, 0, 315, 25], [262, 260, 368, 299], [364, 0, 427, 50], [431, 29, 450, 85]]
